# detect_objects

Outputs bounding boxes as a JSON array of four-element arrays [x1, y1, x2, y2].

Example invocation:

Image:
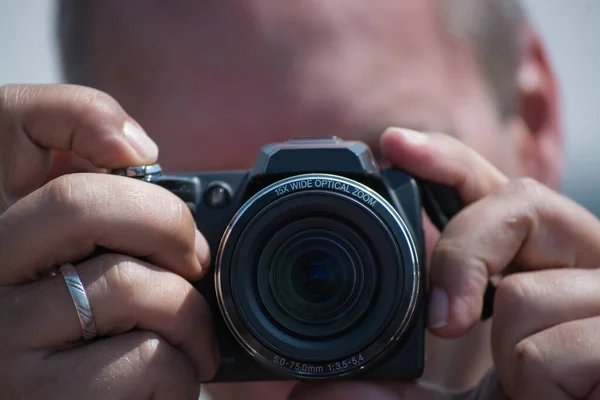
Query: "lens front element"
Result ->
[[286, 236, 350, 306], [272, 234, 360, 322], [258, 223, 376, 339]]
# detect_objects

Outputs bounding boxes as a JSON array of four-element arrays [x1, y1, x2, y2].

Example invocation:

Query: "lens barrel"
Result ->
[[215, 174, 420, 379]]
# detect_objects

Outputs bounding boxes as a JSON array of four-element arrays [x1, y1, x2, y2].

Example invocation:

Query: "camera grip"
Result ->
[[419, 180, 495, 321], [419, 180, 461, 232]]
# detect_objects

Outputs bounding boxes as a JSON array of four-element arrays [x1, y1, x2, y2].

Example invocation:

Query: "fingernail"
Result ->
[[123, 120, 159, 161], [393, 127, 428, 144], [428, 287, 449, 329]]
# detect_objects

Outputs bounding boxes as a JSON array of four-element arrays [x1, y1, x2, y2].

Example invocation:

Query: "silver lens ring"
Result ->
[[215, 173, 421, 379]]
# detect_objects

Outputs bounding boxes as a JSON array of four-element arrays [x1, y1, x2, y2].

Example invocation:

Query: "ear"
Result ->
[[508, 26, 564, 190]]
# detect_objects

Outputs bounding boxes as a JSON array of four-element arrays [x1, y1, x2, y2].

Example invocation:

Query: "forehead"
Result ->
[[85, 0, 482, 168], [89, 0, 442, 39]]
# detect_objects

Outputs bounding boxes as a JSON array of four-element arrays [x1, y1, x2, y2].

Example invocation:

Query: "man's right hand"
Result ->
[[0, 84, 218, 399]]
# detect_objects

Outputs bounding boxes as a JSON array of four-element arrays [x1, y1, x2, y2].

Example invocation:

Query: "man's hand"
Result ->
[[0, 84, 217, 399], [384, 128, 600, 398], [288, 127, 600, 400]]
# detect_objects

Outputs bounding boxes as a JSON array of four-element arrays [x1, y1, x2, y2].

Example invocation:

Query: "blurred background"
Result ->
[[1, 0, 599, 214]]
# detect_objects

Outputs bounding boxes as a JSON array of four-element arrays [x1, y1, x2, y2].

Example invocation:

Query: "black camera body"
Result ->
[[114, 137, 462, 382]]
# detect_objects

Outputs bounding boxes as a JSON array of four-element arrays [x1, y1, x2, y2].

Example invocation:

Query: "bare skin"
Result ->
[[2, 0, 594, 399]]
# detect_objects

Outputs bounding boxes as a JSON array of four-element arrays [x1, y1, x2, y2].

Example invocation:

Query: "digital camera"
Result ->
[[113, 137, 465, 382]]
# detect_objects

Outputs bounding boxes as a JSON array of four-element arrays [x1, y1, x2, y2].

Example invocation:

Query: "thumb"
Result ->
[[45, 151, 108, 183], [380, 128, 508, 336], [0, 84, 158, 200]]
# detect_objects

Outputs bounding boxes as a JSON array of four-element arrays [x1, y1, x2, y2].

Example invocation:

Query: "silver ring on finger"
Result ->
[[60, 263, 97, 340]]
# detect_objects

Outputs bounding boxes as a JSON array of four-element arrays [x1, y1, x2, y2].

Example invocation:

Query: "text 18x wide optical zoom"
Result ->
[[216, 172, 421, 379], [112, 137, 468, 382]]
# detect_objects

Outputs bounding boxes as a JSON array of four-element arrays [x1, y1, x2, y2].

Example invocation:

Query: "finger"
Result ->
[[288, 381, 461, 400], [4, 253, 217, 381], [493, 269, 600, 398], [428, 178, 600, 337], [0, 173, 207, 284], [379, 127, 508, 333], [32, 331, 201, 400], [498, 317, 600, 400], [380, 128, 509, 204], [46, 151, 108, 182], [0, 84, 158, 199]]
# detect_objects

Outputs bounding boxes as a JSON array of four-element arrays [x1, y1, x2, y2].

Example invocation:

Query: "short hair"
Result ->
[[437, 0, 526, 119], [56, 0, 526, 119]]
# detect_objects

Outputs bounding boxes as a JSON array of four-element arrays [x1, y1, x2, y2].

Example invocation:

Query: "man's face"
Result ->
[[87, 0, 529, 274], [87, 0, 521, 178]]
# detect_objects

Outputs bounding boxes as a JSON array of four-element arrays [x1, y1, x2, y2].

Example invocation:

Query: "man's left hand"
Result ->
[[288, 127, 600, 400]]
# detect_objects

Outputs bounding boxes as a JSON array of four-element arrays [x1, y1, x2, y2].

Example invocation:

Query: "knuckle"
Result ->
[[166, 192, 185, 225], [134, 331, 174, 372], [495, 274, 531, 311], [132, 331, 199, 399], [514, 337, 542, 364], [100, 254, 145, 301], [462, 255, 490, 294], [497, 177, 547, 230], [42, 174, 93, 216], [161, 190, 194, 239], [78, 88, 123, 122], [432, 241, 489, 287], [494, 273, 539, 328], [512, 338, 544, 382], [431, 240, 462, 266], [74, 88, 128, 146]]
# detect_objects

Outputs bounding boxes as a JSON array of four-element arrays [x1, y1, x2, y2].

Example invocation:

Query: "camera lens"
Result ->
[[301, 262, 331, 300], [278, 236, 353, 311], [258, 225, 374, 338], [291, 242, 341, 304], [216, 174, 421, 379]]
